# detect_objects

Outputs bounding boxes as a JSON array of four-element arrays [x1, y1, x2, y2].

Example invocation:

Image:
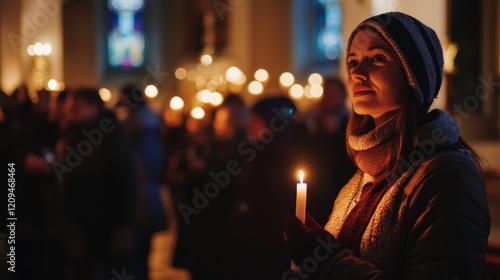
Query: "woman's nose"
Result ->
[[350, 61, 368, 82]]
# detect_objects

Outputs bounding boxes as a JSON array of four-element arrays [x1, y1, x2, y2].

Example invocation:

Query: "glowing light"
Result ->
[[308, 73, 323, 85], [200, 89, 212, 103], [299, 170, 304, 183], [191, 107, 205, 119], [200, 54, 213, 66], [248, 81, 263, 95], [27, 45, 35, 56], [34, 43, 44, 55], [99, 88, 112, 102], [145, 85, 158, 98], [226, 66, 243, 82], [304, 85, 313, 99], [310, 85, 324, 98], [42, 43, 52, 55], [234, 73, 247, 85], [47, 79, 59, 91], [170, 96, 184, 110], [289, 84, 304, 99], [210, 91, 223, 106], [280, 72, 295, 87], [254, 69, 269, 82], [175, 68, 187, 80]]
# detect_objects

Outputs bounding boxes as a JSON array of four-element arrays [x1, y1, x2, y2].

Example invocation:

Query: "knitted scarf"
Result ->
[[334, 109, 460, 257]]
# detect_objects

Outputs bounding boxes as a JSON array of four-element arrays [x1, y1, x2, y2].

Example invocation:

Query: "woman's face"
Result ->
[[347, 29, 408, 126]]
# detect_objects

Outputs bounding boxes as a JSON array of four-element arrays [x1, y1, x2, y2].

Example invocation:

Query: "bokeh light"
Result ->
[[145, 85, 159, 98], [210, 91, 223, 106], [226, 66, 243, 82], [200, 54, 213, 66], [254, 69, 269, 82], [42, 43, 52, 55], [200, 89, 212, 103], [27, 45, 35, 56], [289, 84, 304, 99], [99, 88, 112, 102], [191, 107, 205, 119], [175, 68, 187, 80], [248, 81, 263, 95], [170, 96, 184, 110], [47, 79, 59, 91], [310, 84, 324, 98], [280, 72, 295, 87], [308, 73, 323, 85]]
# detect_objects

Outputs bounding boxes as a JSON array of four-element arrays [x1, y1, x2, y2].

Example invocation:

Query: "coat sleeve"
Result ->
[[402, 151, 490, 279], [317, 151, 490, 279]]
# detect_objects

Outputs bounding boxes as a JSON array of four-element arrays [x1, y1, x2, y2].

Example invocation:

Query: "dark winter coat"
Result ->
[[321, 149, 490, 279]]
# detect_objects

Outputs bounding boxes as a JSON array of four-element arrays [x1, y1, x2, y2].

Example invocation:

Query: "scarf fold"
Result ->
[[335, 109, 460, 256], [349, 115, 397, 177]]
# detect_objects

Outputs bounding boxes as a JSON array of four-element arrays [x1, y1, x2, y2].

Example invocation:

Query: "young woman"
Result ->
[[284, 11, 490, 279]]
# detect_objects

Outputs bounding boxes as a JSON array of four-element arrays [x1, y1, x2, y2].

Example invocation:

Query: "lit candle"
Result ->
[[292, 170, 307, 270], [296, 170, 307, 223]]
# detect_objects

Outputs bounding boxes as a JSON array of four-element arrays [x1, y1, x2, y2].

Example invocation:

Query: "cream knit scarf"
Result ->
[[325, 109, 460, 272], [349, 115, 397, 177]]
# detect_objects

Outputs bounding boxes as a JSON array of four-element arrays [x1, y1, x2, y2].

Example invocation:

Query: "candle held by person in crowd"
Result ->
[[291, 170, 308, 270], [296, 170, 307, 223]]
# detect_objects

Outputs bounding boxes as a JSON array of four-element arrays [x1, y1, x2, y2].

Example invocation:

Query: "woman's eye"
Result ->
[[348, 60, 358, 68], [372, 54, 387, 63]]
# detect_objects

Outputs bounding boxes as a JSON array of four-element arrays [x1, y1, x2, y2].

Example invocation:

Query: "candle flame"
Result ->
[[299, 170, 304, 183]]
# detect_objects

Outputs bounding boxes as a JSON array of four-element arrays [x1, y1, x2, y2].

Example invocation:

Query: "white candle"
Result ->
[[296, 170, 307, 223], [292, 170, 307, 270]]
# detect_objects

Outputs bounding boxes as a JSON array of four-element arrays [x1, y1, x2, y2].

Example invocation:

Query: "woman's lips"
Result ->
[[353, 89, 375, 97]]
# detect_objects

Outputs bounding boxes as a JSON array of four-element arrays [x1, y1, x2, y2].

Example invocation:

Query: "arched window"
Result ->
[[107, 0, 145, 68]]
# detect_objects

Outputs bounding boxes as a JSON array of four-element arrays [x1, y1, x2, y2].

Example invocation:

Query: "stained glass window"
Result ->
[[108, 0, 145, 68], [315, 0, 342, 63]]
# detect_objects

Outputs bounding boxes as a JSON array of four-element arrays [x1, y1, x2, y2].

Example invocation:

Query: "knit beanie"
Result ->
[[346, 12, 444, 111]]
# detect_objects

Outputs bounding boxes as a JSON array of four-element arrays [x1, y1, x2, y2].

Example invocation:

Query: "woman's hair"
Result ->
[[346, 93, 483, 181], [346, 89, 419, 181]]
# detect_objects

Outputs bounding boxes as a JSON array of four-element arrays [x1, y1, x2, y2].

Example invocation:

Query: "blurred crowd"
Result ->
[[0, 78, 356, 280]]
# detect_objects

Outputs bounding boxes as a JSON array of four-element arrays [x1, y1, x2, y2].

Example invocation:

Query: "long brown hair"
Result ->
[[346, 90, 419, 180], [346, 91, 484, 181]]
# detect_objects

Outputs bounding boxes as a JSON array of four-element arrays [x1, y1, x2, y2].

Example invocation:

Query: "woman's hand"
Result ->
[[284, 213, 342, 275]]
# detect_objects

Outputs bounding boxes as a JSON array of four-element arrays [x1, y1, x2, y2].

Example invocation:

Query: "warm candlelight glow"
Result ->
[[293, 169, 308, 270], [99, 88, 112, 102], [145, 85, 158, 98], [295, 170, 307, 223], [170, 96, 184, 110], [200, 54, 213, 66], [279, 72, 295, 87]]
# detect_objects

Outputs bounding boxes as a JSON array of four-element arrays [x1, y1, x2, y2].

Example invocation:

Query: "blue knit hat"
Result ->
[[346, 12, 444, 110]]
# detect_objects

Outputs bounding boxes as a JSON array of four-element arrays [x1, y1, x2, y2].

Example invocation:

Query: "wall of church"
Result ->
[[0, 0, 63, 94], [0, 0, 22, 93]]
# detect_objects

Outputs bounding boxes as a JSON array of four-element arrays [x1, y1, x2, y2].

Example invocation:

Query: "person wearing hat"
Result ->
[[284, 12, 490, 279]]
